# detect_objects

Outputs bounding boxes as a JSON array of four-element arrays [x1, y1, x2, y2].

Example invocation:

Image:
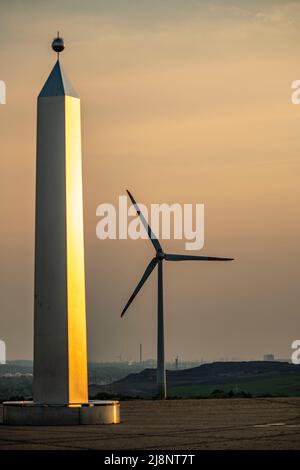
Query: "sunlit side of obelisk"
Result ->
[[33, 35, 88, 405]]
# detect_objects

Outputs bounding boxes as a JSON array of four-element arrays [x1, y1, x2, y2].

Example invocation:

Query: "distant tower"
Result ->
[[175, 355, 179, 370], [139, 343, 143, 364], [33, 34, 88, 405], [115, 353, 122, 362]]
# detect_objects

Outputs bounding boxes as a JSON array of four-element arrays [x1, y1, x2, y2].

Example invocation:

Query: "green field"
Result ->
[[169, 374, 300, 398]]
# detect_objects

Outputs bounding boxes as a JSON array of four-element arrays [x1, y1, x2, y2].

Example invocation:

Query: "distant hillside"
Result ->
[[90, 361, 300, 398], [0, 362, 33, 375], [2, 361, 300, 401]]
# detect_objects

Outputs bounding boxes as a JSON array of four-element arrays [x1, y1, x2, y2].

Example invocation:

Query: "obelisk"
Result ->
[[3, 35, 119, 424], [33, 34, 88, 405]]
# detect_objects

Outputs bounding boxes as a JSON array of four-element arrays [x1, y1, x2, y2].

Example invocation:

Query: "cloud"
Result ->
[[208, 4, 253, 19], [255, 2, 300, 29]]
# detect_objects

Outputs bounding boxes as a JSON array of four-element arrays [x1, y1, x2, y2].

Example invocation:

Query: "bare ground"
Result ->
[[0, 398, 300, 450]]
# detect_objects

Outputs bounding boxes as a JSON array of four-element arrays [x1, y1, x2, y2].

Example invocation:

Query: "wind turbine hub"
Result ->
[[156, 251, 165, 260]]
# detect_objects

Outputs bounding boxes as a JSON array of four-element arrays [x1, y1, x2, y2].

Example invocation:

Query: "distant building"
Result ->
[[263, 354, 275, 362], [0, 340, 6, 364]]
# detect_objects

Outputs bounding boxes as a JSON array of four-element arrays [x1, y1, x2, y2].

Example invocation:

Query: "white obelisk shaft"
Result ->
[[33, 61, 88, 405]]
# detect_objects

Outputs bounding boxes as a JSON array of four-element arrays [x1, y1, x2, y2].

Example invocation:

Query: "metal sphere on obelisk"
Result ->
[[52, 32, 65, 53], [2, 35, 120, 425]]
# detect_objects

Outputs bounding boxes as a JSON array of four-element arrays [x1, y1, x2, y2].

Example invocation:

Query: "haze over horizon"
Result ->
[[0, 0, 299, 362]]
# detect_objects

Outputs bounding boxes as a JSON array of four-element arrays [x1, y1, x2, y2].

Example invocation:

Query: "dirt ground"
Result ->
[[0, 398, 300, 450]]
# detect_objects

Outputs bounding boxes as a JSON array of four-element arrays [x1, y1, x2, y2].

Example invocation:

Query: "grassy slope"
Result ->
[[169, 373, 300, 398]]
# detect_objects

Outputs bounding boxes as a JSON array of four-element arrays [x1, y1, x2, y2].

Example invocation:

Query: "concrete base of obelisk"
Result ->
[[1, 400, 120, 425]]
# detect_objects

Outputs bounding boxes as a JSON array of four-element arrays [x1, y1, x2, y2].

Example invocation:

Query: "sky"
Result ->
[[0, 0, 300, 363]]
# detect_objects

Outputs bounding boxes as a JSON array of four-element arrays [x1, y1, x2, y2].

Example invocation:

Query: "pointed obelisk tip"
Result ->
[[51, 32, 65, 59]]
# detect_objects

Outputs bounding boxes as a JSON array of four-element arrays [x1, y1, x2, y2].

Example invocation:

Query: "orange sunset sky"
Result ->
[[0, 0, 300, 362]]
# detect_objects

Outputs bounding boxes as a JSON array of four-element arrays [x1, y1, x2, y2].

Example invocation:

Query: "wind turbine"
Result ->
[[121, 190, 233, 399]]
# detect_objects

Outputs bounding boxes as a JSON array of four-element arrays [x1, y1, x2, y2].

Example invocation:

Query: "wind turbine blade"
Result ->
[[127, 189, 162, 253], [165, 254, 234, 261], [121, 257, 158, 317]]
